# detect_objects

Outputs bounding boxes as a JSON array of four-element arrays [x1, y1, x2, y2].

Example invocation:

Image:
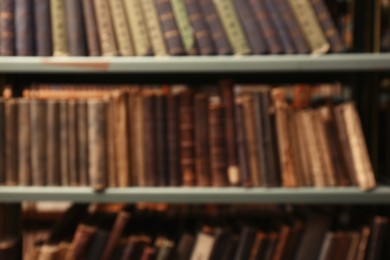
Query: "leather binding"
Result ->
[[106, 100, 117, 187], [65, 0, 87, 56], [140, 0, 168, 56], [30, 100, 47, 186], [34, 0, 52, 56], [209, 229, 231, 259], [77, 100, 89, 186], [273, 226, 292, 260], [87, 99, 108, 191], [317, 232, 338, 260], [155, 0, 186, 55], [365, 216, 389, 260], [263, 232, 279, 260], [82, 0, 101, 56], [15, 0, 34, 56], [155, 91, 169, 186], [235, 102, 251, 187], [93, 0, 118, 56], [65, 224, 96, 259], [283, 222, 304, 259], [264, 0, 295, 54], [199, 0, 232, 55], [213, 0, 251, 55], [275, 0, 310, 53], [334, 232, 351, 260], [0, 100, 5, 184], [59, 101, 69, 186], [134, 92, 146, 186], [176, 233, 195, 260], [179, 89, 196, 186], [46, 100, 60, 186], [221, 80, 240, 186], [185, 0, 215, 55], [355, 227, 370, 260], [86, 230, 109, 260], [0, 0, 15, 55], [345, 232, 360, 260], [122, 236, 149, 259], [140, 246, 157, 260], [127, 91, 137, 185], [143, 89, 157, 186], [108, 0, 134, 56], [167, 92, 181, 186], [309, 0, 346, 52], [249, 0, 282, 54], [209, 97, 228, 187], [50, 0, 69, 56], [234, 227, 256, 260], [170, 0, 196, 54], [194, 93, 211, 186], [67, 100, 79, 186], [17, 100, 31, 186], [190, 232, 216, 260], [5, 100, 17, 185], [233, 0, 267, 54]]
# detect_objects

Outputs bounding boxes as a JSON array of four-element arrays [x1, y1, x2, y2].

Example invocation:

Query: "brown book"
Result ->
[[51, 0, 69, 56], [235, 102, 251, 187], [167, 91, 181, 186], [334, 232, 352, 260], [355, 227, 370, 260], [68, 100, 79, 186], [122, 236, 150, 260], [34, 0, 52, 56], [65, 0, 87, 56], [77, 100, 89, 186], [155, 91, 169, 186], [0, 238, 19, 259], [65, 224, 96, 260], [59, 101, 70, 186], [234, 227, 256, 260], [318, 232, 339, 260], [88, 99, 108, 191], [30, 100, 47, 186], [17, 100, 31, 186], [365, 216, 389, 260], [190, 231, 215, 260], [194, 93, 211, 186], [282, 222, 304, 259], [273, 226, 293, 260], [0, 100, 5, 184], [101, 211, 131, 260], [106, 100, 117, 187], [86, 230, 109, 260], [93, 0, 118, 56], [5, 100, 17, 185], [37, 244, 61, 260], [143, 90, 157, 186], [82, 0, 101, 56], [345, 232, 360, 260], [46, 100, 61, 186], [133, 91, 146, 186], [209, 229, 232, 260], [249, 232, 268, 260], [15, 0, 34, 56], [141, 246, 157, 260], [263, 233, 279, 260], [109, 0, 134, 56], [0, 0, 15, 56]]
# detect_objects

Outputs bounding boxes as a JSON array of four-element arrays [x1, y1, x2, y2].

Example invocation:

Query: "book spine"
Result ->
[[134, 93, 146, 186], [17, 100, 31, 186], [309, 0, 346, 52], [50, 0, 69, 56], [194, 93, 211, 186], [66, 225, 96, 259], [108, 0, 134, 56], [5, 100, 17, 185], [30, 100, 47, 186], [65, 0, 87, 56], [77, 100, 89, 186], [59, 101, 69, 186], [0, 0, 15, 56], [93, 0, 118, 56], [140, 0, 168, 56], [124, 0, 152, 56], [88, 99, 108, 191], [213, 0, 251, 55], [81, 0, 101, 56], [199, 0, 232, 55], [46, 100, 61, 186], [167, 93, 181, 186], [68, 100, 79, 186], [185, 0, 215, 55], [0, 100, 5, 184], [101, 212, 130, 260], [179, 89, 196, 186], [106, 100, 117, 187], [143, 91, 157, 186], [235, 102, 251, 187], [155, 0, 186, 55], [155, 92, 169, 186], [34, 0, 52, 56], [15, 0, 34, 56]]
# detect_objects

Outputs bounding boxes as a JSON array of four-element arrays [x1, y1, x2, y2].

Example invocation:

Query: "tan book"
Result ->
[[17, 99, 31, 186], [77, 100, 89, 186], [50, 0, 69, 56], [59, 101, 69, 186], [0, 99, 5, 184], [5, 99, 17, 186], [46, 100, 61, 186], [345, 232, 360, 260], [65, 224, 96, 260], [37, 245, 60, 260], [67, 100, 79, 186], [106, 99, 117, 187], [355, 227, 370, 260], [93, 0, 118, 55], [190, 232, 216, 260], [133, 91, 146, 186]]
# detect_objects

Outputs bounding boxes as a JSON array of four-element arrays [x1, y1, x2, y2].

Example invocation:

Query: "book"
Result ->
[[5, 99, 17, 185], [93, 0, 118, 56], [0, 100, 4, 184], [77, 100, 89, 186], [365, 216, 389, 260], [46, 100, 61, 186], [82, 0, 101, 56], [65, 224, 96, 259], [65, 0, 87, 56], [86, 230, 109, 260], [59, 101, 69, 186], [133, 91, 146, 186], [234, 227, 256, 260], [34, 0, 52, 56], [235, 101, 251, 187], [106, 100, 117, 187], [176, 233, 195, 260], [143, 90, 157, 186], [0, 0, 15, 56], [167, 91, 181, 186], [155, 91, 169, 186], [50, 0, 69, 56], [67, 100, 79, 186], [17, 100, 31, 186], [190, 231, 215, 260], [15, 0, 34, 56]]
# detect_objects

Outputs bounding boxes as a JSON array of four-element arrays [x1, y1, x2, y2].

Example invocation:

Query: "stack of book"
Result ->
[[1, 0, 345, 56], [0, 83, 375, 190]]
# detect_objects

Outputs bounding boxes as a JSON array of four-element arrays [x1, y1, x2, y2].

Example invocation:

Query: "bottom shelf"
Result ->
[[0, 186, 389, 204]]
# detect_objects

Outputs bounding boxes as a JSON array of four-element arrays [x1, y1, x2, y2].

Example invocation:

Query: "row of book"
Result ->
[[0, 0, 346, 57], [11, 204, 390, 259], [0, 83, 375, 190]]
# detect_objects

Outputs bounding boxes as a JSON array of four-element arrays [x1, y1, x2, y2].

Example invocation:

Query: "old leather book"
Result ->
[[15, 0, 34, 56], [0, 100, 5, 184], [235, 102, 251, 187], [93, 0, 118, 56], [140, 246, 157, 260], [108, 0, 134, 56], [355, 226, 370, 260], [317, 232, 339, 260], [273, 226, 293, 260], [82, 0, 101, 56], [345, 232, 360, 260], [209, 229, 232, 260], [122, 236, 150, 260], [234, 227, 257, 260], [365, 216, 389, 260], [190, 231, 215, 260], [134, 92, 146, 186], [334, 232, 351, 260], [17, 100, 31, 186], [155, 0, 186, 55], [5, 99, 17, 185], [176, 233, 195, 260], [0, 0, 15, 55], [46, 100, 61, 186], [59, 101, 70, 186], [106, 99, 117, 187], [65, 0, 87, 56], [68, 100, 79, 186], [86, 230, 109, 260], [50, 0, 69, 56], [37, 244, 61, 260], [65, 224, 96, 260], [262, 232, 279, 260], [77, 100, 89, 186], [200, 0, 232, 55], [143, 90, 157, 186], [249, 232, 268, 260], [34, 0, 52, 56], [155, 91, 169, 186]]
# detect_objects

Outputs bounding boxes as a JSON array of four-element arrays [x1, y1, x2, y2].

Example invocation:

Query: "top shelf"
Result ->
[[0, 54, 389, 73]]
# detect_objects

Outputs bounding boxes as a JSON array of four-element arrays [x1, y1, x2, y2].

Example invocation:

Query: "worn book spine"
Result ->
[[68, 100, 79, 186], [249, 232, 267, 259], [66, 224, 96, 260], [235, 102, 251, 187], [124, 0, 152, 56], [191, 232, 216, 260], [263, 233, 279, 260], [77, 100, 89, 186], [143, 91, 157, 186], [155, 92, 169, 186], [106, 100, 117, 187], [5, 100, 17, 185], [199, 0, 232, 55], [127, 92, 137, 185], [65, 0, 87, 56], [318, 232, 338, 260], [134, 93, 146, 186], [273, 226, 292, 260], [180, 89, 196, 186], [366, 216, 388, 260], [167, 93, 181, 186], [185, 0, 215, 55], [46, 100, 61, 186], [15, 0, 34, 56], [194, 93, 211, 186], [213, 0, 251, 55], [50, 0, 69, 56], [34, 0, 52, 56], [101, 212, 130, 260], [141, 246, 157, 260], [82, 0, 101, 56], [355, 227, 370, 260], [140, 0, 168, 56], [86, 230, 109, 260], [0, 0, 15, 56], [93, 0, 118, 56], [155, 0, 186, 55], [108, 0, 134, 56], [30, 100, 47, 186], [17, 100, 31, 186], [309, 0, 346, 52], [0, 100, 5, 184], [59, 101, 69, 186], [234, 227, 256, 260], [88, 99, 107, 191], [233, 0, 267, 54]]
